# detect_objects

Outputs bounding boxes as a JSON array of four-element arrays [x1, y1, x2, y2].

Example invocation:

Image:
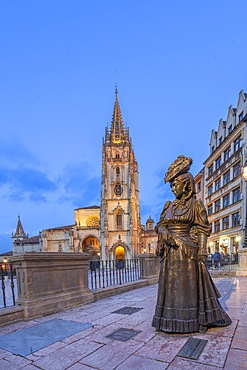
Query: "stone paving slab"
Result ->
[[0, 276, 246, 369], [0, 319, 92, 356]]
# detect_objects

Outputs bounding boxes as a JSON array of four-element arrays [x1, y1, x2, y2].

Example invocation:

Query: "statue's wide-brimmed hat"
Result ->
[[164, 155, 193, 183]]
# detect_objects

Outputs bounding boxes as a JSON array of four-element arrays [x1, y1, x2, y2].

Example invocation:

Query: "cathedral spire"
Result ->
[[15, 215, 27, 237], [110, 87, 125, 144]]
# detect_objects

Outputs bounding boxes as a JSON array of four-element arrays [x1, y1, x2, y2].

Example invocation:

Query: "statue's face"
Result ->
[[171, 178, 184, 198]]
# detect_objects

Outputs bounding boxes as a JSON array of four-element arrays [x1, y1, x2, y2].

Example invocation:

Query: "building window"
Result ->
[[218, 136, 222, 145], [233, 162, 241, 178], [214, 220, 220, 233], [215, 199, 221, 212], [208, 204, 213, 215], [115, 152, 120, 159], [215, 178, 221, 191], [233, 187, 241, 203], [222, 216, 229, 230], [223, 170, 230, 185], [223, 193, 230, 208], [234, 136, 242, 152], [232, 212, 240, 227], [224, 146, 231, 162], [116, 167, 120, 177], [239, 111, 243, 122], [208, 164, 214, 176], [215, 156, 221, 169], [116, 211, 123, 229], [208, 184, 213, 196], [228, 125, 232, 135], [197, 181, 201, 191]]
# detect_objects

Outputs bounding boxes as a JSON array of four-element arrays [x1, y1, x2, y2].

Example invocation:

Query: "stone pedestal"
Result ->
[[236, 249, 247, 276], [10, 252, 94, 319], [138, 253, 160, 283]]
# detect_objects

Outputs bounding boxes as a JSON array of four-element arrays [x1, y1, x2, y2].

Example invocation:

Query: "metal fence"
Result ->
[[0, 262, 16, 308], [88, 259, 144, 290]]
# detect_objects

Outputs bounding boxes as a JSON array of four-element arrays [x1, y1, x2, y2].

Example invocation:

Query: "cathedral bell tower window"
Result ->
[[116, 211, 123, 230]]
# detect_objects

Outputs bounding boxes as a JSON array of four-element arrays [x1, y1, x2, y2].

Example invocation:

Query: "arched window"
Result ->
[[116, 167, 120, 177], [116, 210, 123, 229], [115, 152, 120, 159]]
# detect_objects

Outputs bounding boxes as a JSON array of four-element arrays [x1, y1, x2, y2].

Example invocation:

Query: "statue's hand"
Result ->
[[155, 243, 164, 257], [167, 234, 176, 246]]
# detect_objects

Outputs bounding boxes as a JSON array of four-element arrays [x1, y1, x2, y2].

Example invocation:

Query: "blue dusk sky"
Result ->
[[0, 1, 247, 253]]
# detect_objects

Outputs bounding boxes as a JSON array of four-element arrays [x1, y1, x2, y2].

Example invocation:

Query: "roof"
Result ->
[[45, 224, 75, 231], [74, 206, 100, 210]]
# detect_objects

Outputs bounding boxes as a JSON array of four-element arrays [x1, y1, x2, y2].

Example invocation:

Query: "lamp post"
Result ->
[[242, 163, 247, 248]]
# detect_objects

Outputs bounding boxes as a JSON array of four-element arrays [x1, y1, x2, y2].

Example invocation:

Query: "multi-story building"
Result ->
[[204, 90, 247, 255]]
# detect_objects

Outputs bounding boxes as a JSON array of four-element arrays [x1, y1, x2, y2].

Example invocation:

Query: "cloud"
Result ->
[[58, 162, 101, 207], [0, 138, 37, 167], [0, 166, 57, 203], [0, 138, 57, 203]]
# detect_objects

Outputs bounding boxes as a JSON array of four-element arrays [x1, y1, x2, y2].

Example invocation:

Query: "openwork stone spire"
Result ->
[[103, 87, 130, 145], [110, 87, 125, 144]]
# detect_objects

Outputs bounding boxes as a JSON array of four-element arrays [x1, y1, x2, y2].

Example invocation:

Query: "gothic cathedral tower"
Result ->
[[100, 89, 141, 260]]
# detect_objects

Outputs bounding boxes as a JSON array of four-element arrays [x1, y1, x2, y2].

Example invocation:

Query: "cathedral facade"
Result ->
[[12, 90, 155, 259]]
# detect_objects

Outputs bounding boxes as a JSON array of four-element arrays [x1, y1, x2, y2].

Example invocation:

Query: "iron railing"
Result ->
[[88, 259, 144, 290], [0, 262, 16, 308]]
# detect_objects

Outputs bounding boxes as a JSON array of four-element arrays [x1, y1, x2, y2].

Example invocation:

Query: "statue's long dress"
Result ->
[[152, 198, 231, 333]]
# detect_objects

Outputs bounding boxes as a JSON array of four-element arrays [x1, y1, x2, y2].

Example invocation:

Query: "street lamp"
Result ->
[[242, 163, 247, 248]]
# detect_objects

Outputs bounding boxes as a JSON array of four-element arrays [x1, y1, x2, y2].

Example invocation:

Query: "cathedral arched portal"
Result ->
[[115, 246, 125, 260], [82, 235, 100, 257]]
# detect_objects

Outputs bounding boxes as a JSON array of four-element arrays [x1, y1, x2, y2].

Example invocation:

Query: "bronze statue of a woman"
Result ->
[[152, 155, 231, 334]]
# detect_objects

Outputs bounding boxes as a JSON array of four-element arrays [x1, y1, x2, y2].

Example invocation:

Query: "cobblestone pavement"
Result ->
[[0, 276, 246, 369]]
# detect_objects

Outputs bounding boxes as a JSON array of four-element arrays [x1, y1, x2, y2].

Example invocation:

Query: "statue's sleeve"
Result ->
[[194, 200, 211, 257], [193, 200, 211, 236], [155, 201, 171, 234]]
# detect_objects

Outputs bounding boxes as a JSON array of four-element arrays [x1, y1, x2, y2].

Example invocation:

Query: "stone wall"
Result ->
[[0, 253, 160, 326]]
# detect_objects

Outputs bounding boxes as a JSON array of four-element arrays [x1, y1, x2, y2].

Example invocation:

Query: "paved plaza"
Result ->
[[0, 276, 246, 369]]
